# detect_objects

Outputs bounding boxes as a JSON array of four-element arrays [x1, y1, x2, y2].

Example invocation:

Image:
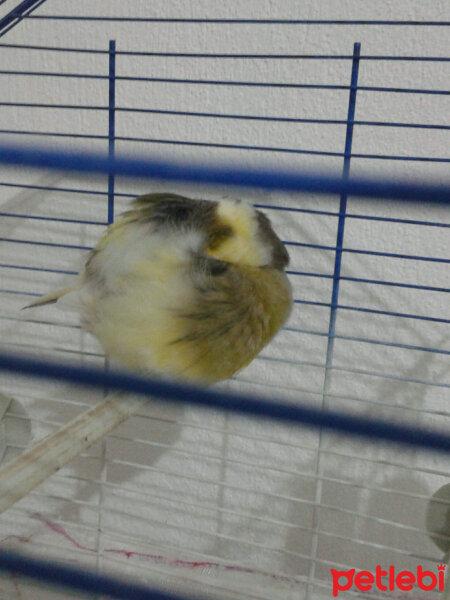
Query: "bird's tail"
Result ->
[[23, 288, 73, 309]]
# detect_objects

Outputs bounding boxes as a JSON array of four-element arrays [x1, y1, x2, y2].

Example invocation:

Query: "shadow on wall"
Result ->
[[282, 249, 448, 584]]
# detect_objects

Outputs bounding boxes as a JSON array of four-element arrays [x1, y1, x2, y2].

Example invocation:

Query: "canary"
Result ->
[[27, 193, 292, 384]]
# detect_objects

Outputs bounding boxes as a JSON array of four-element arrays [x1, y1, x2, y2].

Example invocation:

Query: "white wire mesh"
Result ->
[[0, 2, 449, 599]]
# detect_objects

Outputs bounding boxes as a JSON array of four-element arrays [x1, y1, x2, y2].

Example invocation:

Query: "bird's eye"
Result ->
[[208, 225, 233, 250]]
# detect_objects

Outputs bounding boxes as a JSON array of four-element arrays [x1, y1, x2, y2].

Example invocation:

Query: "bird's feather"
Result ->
[[23, 287, 72, 309]]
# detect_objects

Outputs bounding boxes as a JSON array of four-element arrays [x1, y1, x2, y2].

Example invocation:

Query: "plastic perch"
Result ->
[[0, 393, 146, 514]]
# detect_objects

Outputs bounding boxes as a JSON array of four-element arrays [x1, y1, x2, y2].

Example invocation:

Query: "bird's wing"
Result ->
[[171, 258, 292, 381]]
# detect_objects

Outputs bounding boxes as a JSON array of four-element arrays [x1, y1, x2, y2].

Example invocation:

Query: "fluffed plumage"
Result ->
[[27, 193, 292, 384]]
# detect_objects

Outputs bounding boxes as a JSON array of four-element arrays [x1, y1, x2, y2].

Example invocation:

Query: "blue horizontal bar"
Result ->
[[0, 181, 134, 199], [0, 181, 109, 195], [0, 313, 80, 330], [259, 353, 450, 389], [284, 327, 450, 355], [0, 263, 78, 275], [4, 103, 449, 129], [338, 303, 450, 324], [288, 270, 450, 293], [1, 128, 447, 160], [0, 288, 39, 297], [0, 179, 447, 229], [0, 43, 448, 60], [0, 69, 109, 79], [343, 247, 450, 262], [0, 211, 106, 225], [0, 70, 448, 94], [0, 42, 111, 53], [341, 275, 450, 293], [335, 334, 450, 356], [23, 17, 450, 25], [117, 136, 346, 157], [352, 153, 449, 162], [0, 351, 449, 452], [0, 128, 107, 140], [286, 241, 450, 263], [0, 101, 106, 110], [0, 205, 446, 245], [256, 204, 450, 228], [0, 237, 91, 250], [0, 550, 188, 600], [345, 212, 450, 228], [293, 299, 450, 324], [115, 54, 450, 61], [0, 142, 448, 204], [331, 364, 450, 388], [115, 136, 450, 162], [118, 110, 450, 130], [117, 78, 450, 96]]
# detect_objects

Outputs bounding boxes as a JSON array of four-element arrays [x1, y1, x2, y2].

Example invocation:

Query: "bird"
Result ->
[[26, 193, 293, 384]]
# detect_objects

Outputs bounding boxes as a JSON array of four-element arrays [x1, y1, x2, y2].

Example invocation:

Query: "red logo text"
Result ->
[[330, 564, 446, 597]]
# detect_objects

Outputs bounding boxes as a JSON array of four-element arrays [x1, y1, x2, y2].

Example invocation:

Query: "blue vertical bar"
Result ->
[[104, 40, 116, 394], [107, 40, 116, 225], [307, 43, 362, 597], [324, 42, 361, 380]]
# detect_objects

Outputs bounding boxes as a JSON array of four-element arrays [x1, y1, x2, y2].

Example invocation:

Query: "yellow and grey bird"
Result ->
[[27, 193, 292, 384]]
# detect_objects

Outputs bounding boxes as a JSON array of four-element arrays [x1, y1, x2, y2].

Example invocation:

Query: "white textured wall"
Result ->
[[0, 1, 449, 599]]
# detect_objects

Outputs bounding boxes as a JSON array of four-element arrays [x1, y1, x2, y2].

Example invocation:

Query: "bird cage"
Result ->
[[0, 2, 448, 599]]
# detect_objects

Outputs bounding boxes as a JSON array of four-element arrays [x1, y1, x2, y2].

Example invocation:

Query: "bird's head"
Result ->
[[206, 199, 289, 270]]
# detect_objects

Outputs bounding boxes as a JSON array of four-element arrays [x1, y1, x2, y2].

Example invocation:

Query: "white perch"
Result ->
[[0, 393, 147, 514]]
